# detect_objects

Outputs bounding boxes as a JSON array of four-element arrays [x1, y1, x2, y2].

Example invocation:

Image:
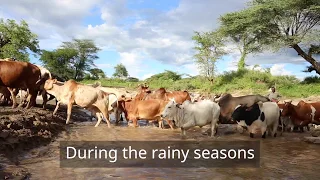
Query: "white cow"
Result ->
[[44, 79, 116, 127], [161, 99, 220, 137], [231, 102, 281, 138]]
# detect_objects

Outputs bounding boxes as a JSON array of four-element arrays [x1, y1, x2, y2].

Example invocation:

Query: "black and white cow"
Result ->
[[231, 102, 281, 138]]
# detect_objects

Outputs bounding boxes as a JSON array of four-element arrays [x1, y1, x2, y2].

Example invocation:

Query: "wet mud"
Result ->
[[0, 103, 319, 180]]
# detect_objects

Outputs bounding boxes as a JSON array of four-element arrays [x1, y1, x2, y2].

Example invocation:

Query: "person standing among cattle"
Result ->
[[266, 86, 281, 103]]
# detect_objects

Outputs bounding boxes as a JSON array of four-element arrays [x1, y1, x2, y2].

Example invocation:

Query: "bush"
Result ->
[[80, 69, 320, 98]]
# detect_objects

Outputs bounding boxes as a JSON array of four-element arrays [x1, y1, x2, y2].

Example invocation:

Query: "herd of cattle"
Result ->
[[1, 59, 320, 138]]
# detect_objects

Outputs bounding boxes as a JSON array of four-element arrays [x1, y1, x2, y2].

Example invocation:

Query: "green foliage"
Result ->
[[126, 77, 139, 82], [0, 18, 40, 61], [192, 31, 226, 82], [218, 6, 275, 70], [301, 76, 320, 84], [88, 68, 106, 80], [40, 48, 78, 80], [40, 39, 100, 81], [113, 63, 129, 78], [145, 70, 182, 82], [81, 69, 320, 98], [61, 39, 100, 80]]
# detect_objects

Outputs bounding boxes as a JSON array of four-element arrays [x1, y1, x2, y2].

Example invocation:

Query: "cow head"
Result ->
[[44, 79, 57, 90], [281, 100, 293, 116], [161, 98, 181, 119]]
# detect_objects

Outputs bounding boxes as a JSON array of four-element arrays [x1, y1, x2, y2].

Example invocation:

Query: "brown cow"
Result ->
[[44, 79, 116, 127], [135, 86, 191, 104], [0, 61, 43, 108], [116, 96, 173, 129], [281, 100, 320, 132], [134, 85, 191, 128]]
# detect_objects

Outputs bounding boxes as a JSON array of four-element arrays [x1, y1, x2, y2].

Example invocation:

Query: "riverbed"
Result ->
[[0, 103, 319, 180]]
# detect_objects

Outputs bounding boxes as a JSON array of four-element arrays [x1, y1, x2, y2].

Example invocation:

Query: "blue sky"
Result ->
[[1, 0, 318, 80]]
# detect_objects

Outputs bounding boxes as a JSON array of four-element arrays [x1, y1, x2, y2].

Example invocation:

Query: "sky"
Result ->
[[0, 0, 318, 80]]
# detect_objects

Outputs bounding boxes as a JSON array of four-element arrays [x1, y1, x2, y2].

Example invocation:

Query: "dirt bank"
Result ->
[[0, 104, 91, 179]]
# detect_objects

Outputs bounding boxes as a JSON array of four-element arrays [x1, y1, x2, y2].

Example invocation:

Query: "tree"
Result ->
[[40, 39, 100, 80], [242, 0, 320, 74], [192, 31, 226, 84], [113, 63, 128, 78], [40, 48, 78, 80], [0, 18, 40, 61], [61, 39, 101, 80], [146, 70, 182, 81], [218, 7, 276, 70], [89, 68, 106, 79]]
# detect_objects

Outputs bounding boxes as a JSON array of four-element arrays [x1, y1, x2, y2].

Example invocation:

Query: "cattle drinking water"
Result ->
[[231, 102, 281, 138], [161, 99, 220, 137]]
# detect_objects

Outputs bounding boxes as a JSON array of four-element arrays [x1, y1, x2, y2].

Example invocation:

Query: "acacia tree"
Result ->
[[61, 39, 101, 80], [245, 0, 320, 74], [218, 7, 277, 70], [40, 48, 78, 81], [40, 39, 100, 80], [89, 68, 106, 79], [0, 18, 40, 61], [192, 31, 226, 84], [113, 63, 129, 78]]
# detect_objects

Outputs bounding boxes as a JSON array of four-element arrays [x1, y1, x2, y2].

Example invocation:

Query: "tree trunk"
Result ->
[[292, 44, 320, 75], [237, 50, 247, 70], [209, 78, 214, 85]]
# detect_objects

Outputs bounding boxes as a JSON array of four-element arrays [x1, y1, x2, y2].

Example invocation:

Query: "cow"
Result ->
[[116, 96, 174, 129], [135, 86, 191, 104], [135, 85, 191, 127], [231, 102, 281, 138], [218, 93, 270, 124], [0, 61, 43, 108], [160, 99, 220, 137], [90, 84, 134, 124], [43, 79, 116, 127], [281, 100, 320, 132]]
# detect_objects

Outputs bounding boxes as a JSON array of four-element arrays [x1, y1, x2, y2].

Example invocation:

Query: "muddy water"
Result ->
[[11, 111, 318, 180]]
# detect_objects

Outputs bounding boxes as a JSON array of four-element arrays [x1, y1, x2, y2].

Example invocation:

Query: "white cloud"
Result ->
[[0, 0, 317, 80], [270, 64, 292, 76], [96, 63, 113, 69], [141, 73, 154, 80]]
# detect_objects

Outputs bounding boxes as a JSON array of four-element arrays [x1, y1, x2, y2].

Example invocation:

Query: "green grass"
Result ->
[[80, 70, 320, 98]]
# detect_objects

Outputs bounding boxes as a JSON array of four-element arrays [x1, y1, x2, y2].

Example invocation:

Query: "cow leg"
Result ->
[[210, 119, 218, 137], [181, 127, 186, 137], [42, 91, 48, 109], [96, 106, 111, 128], [7, 88, 18, 108], [272, 121, 278, 138], [249, 126, 254, 138], [166, 119, 174, 130], [94, 112, 104, 127], [26, 90, 37, 109], [66, 102, 73, 124], [115, 109, 120, 125], [261, 126, 267, 139], [53, 101, 61, 115]]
